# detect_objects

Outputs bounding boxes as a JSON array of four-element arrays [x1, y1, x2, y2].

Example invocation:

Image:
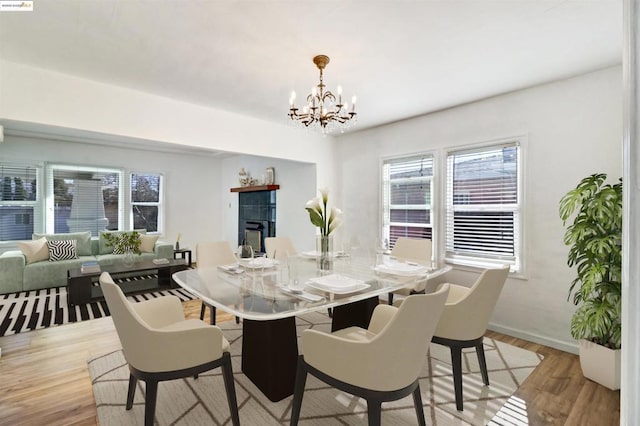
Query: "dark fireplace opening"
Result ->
[[238, 190, 277, 255], [244, 221, 265, 253]]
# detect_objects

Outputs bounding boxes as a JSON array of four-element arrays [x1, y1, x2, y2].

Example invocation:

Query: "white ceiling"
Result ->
[[0, 0, 623, 136]]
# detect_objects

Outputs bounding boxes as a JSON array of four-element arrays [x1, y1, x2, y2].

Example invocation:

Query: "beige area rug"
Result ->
[[88, 311, 543, 425]]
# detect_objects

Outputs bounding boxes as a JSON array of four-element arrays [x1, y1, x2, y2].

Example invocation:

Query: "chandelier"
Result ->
[[288, 55, 357, 133]]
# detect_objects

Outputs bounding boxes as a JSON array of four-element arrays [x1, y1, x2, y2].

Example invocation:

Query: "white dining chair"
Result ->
[[290, 284, 450, 426], [387, 237, 433, 305], [99, 272, 240, 426], [430, 265, 509, 411], [196, 241, 239, 325], [264, 236, 297, 260]]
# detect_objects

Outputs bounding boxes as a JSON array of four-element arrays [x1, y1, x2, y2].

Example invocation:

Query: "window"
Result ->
[[47, 165, 123, 235], [382, 155, 434, 249], [130, 173, 163, 233], [0, 163, 42, 241], [445, 141, 521, 271]]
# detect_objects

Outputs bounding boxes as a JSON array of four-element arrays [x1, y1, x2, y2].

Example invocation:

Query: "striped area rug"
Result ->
[[0, 275, 196, 337]]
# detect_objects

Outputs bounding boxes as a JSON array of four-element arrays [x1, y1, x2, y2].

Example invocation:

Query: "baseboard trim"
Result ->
[[488, 322, 579, 354]]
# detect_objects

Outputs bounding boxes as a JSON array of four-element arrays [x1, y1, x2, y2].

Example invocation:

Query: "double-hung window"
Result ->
[[445, 141, 522, 271], [382, 155, 434, 249], [0, 163, 42, 242], [46, 165, 123, 235], [130, 172, 163, 233]]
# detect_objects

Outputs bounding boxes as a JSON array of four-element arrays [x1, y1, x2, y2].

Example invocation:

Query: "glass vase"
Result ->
[[123, 250, 136, 267], [316, 235, 333, 272]]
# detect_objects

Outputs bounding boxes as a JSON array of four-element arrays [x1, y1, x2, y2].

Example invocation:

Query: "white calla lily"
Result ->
[[305, 189, 342, 236]]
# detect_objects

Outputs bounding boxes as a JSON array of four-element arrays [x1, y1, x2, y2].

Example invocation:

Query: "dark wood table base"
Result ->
[[240, 296, 379, 401], [241, 317, 299, 402]]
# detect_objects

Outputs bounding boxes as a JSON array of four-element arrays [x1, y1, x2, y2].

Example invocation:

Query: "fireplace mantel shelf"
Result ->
[[230, 184, 280, 193]]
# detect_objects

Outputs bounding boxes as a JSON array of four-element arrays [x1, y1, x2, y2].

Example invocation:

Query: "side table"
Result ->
[[174, 248, 192, 267]]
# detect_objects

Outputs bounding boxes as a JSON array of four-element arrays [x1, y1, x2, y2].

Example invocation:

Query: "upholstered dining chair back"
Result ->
[[430, 265, 509, 412], [100, 272, 225, 372], [101, 272, 158, 371], [387, 237, 433, 304], [391, 237, 432, 265], [196, 241, 237, 268], [100, 272, 240, 426], [195, 241, 240, 325], [434, 265, 510, 341], [291, 285, 450, 425], [302, 284, 450, 391], [264, 236, 297, 260]]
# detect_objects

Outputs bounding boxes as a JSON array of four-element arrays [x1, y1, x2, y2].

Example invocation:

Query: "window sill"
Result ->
[[444, 258, 527, 281]]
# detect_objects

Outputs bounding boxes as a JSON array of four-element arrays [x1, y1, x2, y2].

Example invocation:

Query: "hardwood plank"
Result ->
[[0, 301, 620, 425]]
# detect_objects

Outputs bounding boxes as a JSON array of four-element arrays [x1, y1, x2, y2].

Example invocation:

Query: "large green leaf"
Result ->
[[305, 207, 324, 229]]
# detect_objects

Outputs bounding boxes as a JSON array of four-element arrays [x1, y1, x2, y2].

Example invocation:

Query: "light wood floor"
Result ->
[[0, 300, 620, 426]]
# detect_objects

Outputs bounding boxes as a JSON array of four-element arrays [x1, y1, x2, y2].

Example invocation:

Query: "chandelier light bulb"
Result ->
[[290, 91, 296, 106]]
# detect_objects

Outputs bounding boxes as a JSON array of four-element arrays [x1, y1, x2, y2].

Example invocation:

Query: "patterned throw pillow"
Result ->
[[48, 239, 78, 261], [112, 233, 137, 254]]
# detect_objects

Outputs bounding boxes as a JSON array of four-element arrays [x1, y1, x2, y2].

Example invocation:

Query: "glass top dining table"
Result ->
[[172, 254, 451, 321], [172, 253, 451, 402]]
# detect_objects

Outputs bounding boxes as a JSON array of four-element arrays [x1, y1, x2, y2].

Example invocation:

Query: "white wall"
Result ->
[[337, 66, 623, 352], [0, 59, 338, 194], [0, 134, 223, 253], [0, 59, 342, 257], [219, 155, 318, 257]]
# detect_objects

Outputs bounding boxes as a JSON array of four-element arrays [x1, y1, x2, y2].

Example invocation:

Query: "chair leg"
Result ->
[[366, 400, 382, 426], [126, 374, 137, 410], [221, 353, 240, 426], [412, 385, 426, 426], [290, 357, 308, 426], [450, 345, 464, 411], [235, 315, 240, 324], [144, 379, 158, 426], [199, 302, 206, 320], [475, 341, 490, 386], [388, 292, 394, 305]]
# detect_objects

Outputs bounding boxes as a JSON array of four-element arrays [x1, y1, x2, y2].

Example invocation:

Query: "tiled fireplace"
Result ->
[[237, 189, 276, 253]]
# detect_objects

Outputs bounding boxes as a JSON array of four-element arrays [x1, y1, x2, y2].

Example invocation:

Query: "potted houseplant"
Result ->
[[559, 173, 622, 390], [102, 230, 143, 266]]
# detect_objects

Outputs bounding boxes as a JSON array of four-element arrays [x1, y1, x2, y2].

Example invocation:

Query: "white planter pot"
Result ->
[[578, 339, 621, 390]]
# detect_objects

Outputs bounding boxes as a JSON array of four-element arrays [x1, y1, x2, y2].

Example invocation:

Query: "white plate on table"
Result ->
[[217, 263, 244, 274], [240, 257, 279, 269], [306, 274, 370, 294], [301, 251, 349, 259], [279, 286, 325, 302], [374, 262, 429, 276]]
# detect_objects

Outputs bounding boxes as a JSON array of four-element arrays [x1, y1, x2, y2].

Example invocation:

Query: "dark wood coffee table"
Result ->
[[67, 258, 188, 306]]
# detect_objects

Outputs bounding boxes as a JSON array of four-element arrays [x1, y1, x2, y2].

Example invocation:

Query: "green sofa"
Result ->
[[0, 231, 174, 294]]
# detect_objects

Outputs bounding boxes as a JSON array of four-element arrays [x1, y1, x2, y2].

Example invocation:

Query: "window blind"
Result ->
[[382, 155, 433, 249], [445, 142, 520, 267], [47, 165, 123, 236], [0, 163, 41, 241]]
